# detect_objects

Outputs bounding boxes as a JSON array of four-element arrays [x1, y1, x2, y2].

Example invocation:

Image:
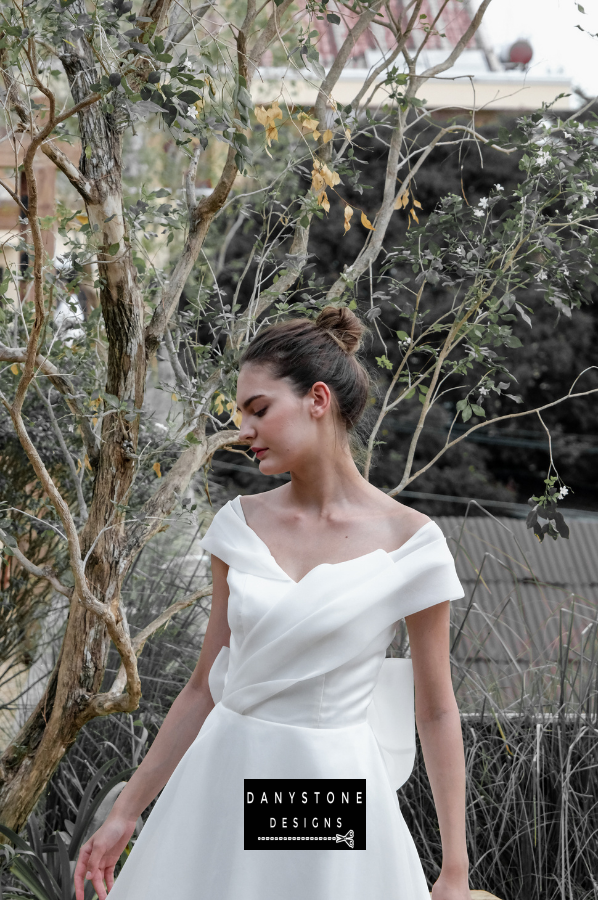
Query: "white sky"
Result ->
[[478, 0, 598, 100]]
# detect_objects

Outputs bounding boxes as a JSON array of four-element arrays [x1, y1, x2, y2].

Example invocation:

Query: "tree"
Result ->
[[0, 0, 596, 833]]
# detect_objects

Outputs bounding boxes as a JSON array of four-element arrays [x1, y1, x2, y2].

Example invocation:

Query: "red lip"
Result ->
[[252, 447, 268, 458]]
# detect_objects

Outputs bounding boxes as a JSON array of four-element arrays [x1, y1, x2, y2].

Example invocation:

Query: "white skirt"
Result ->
[[107, 701, 431, 899]]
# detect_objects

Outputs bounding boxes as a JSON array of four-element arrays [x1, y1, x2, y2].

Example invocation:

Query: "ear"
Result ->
[[309, 381, 332, 419]]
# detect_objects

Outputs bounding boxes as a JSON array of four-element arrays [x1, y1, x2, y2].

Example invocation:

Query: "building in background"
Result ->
[[253, 0, 572, 117]]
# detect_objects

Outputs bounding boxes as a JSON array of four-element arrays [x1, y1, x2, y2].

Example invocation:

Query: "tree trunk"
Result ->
[[0, 7, 148, 834]]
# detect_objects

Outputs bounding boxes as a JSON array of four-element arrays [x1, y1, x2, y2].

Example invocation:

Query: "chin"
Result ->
[[258, 456, 290, 477]]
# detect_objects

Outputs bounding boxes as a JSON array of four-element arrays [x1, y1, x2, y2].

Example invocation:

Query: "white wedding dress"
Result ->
[[107, 496, 464, 899]]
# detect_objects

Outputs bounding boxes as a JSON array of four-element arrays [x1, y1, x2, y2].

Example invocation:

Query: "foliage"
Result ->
[[0, 760, 137, 899], [401, 715, 598, 900]]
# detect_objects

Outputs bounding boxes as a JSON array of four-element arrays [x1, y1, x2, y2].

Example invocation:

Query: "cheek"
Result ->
[[261, 403, 311, 446]]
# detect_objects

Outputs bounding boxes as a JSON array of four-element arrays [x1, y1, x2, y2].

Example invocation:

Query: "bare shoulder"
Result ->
[[237, 485, 288, 517], [366, 484, 432, 546]]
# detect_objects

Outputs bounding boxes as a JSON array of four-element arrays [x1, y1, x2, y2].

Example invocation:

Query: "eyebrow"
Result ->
[[241, 393, 266, 411]]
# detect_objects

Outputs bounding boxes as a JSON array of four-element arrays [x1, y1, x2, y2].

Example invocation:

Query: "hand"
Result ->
[[431, 868, 471, 900], [74, 813, 137, 900]]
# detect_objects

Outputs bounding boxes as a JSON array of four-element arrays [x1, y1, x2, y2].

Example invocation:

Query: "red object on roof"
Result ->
[[508, 40, 533, 66]]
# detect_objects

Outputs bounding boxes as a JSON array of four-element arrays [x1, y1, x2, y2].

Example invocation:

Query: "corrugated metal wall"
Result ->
[[434, 516, 598, 710]]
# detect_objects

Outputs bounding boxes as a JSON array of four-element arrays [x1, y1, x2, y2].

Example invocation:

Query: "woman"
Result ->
[[75, 306, 470, 900]]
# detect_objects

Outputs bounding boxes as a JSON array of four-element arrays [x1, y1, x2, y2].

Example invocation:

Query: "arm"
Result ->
[[405, 600, 470, 900], [74, 554, 231, 900]]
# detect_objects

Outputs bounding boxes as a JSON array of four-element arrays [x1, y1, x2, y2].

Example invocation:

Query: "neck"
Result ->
[[285, 439, 369, 514]]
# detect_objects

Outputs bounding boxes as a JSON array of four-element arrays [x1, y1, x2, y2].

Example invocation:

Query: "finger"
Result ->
[[92, 869, 108, 900], [74, 844, 92, 896], [105, 865, 116, 893]]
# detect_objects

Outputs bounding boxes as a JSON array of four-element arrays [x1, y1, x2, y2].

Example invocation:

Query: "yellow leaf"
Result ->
[[172, 393, 178, 402], [232, 410, 242, 428], [92, 416, 98, 426], [265, 123, 279, 146], [402, 193, 410, 208], [343, 205, 354, 234], [361, 211, 375, 231], [254, 105, 269, 126], [299, 115, 319, 133], [317, 190, 330, 213], [410, 208, 420, 224], [312, 129, 321, 140], [311, 169, 325, 193], [323, 129, 333, 143], [321, 164, 341, 188], [394, 192, 408, 210], [76, 458, 82, 472], [270, 100, 283, 121], [10, 363, 19, 375], [75, 214, 88, 225], [214, 393, 225, 415], [194, 98, 204, 114], [413, 199, 422, 209], [344, 128, 351, 140], [84, 454, 92, 472], [153, 461, 162, 478]]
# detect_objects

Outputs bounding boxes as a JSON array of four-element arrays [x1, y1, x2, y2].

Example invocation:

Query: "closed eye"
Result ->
[[254, 407, 267, 418]]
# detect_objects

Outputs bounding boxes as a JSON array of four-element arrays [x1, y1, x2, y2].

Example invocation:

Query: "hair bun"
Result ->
[[315, 306, 364, 356]]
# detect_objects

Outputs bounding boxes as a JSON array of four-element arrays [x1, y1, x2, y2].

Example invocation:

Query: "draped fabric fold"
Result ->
[[201, 498, 464, 787]]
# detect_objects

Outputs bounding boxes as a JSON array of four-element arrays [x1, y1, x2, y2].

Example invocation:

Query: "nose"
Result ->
[[238, 414, 256, 443]]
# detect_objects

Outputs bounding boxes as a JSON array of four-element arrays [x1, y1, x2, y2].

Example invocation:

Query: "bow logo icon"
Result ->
[[335, 829, 354, 848]]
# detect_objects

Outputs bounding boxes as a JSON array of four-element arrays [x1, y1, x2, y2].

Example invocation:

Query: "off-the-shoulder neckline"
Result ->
[[230, 495, 440, 586]]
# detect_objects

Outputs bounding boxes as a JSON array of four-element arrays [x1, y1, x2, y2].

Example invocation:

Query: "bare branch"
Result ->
[[314, 1, 384, 136], [0, 527, 71, 598], [0, 177, 26, 213], [104, 585, 213, 700], [40, 138, 93, 204], [388, 382, 598, 497], [165, 326, 193, 393], [417, 0, 494, 81], [230, 216, 312, 347], [349, 1, 424, 112], [125, 428, 248, 560], [34, 383, 89, 523], [0, 342, 100, 466]]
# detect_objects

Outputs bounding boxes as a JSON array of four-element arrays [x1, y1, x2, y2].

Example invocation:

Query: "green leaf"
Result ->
[[375, 354, 393, 370], [178, 90, 201, 104], [107, 242, 119, 256], [237, 86, 253, 108], [470, 404, 486, 417], [461, 405, 472, 422]]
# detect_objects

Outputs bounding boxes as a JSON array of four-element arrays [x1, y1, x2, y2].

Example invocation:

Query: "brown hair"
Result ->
[[239, 306, 370, 429]]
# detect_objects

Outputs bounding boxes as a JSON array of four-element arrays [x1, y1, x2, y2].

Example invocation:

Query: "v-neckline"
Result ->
[[232, 495, 436, 586]]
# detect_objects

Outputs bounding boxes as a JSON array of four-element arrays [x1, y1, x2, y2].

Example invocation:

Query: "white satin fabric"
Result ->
[[108, 496, 464, 900]]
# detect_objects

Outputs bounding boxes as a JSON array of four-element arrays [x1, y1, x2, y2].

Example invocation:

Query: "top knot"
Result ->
[[315, 306, 364, 356]]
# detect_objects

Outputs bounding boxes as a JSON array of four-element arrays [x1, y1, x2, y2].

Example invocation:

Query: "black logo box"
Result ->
[[244, 779, 366, 850]]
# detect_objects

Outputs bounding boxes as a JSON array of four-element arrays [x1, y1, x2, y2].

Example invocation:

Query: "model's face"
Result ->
[[236, 363, 336, 475]]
